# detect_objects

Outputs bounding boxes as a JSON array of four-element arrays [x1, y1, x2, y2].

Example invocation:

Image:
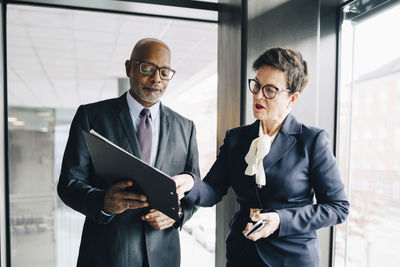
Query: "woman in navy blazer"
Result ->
[[174, 48, 349, 267]]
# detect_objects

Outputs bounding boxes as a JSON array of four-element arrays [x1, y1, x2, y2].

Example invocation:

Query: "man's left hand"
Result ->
[[141, 209, 175, 230], [242, 212, 280, 241]]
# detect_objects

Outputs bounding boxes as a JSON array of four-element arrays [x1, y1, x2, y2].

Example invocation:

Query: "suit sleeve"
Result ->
[[177, 121, 201, 226], [184, 130, 231, 207], [275, 130, 349, 237], [57, 105, 114, 224]]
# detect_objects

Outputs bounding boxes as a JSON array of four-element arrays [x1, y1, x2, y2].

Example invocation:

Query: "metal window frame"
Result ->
[[6, 0, 218, 23]]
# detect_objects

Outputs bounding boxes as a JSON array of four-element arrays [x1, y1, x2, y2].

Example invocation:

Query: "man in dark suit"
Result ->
[[57, 38, 200, 267]]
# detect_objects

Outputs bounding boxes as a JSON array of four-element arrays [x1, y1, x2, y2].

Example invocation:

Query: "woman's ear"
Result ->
[[287, 92, 300, 108]]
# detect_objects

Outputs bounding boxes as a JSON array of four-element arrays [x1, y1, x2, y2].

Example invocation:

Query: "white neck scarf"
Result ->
[[244, 122, 277, 187]]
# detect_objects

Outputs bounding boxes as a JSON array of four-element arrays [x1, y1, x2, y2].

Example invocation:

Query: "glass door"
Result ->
[[6, 4, 217, 266]]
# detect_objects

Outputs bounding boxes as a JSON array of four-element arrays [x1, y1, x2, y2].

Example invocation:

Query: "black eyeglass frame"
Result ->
[[248, 78, 292, 99], [130, 59, 176, 80]]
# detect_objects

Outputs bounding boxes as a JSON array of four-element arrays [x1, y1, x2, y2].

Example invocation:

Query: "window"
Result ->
[[396, 99, 400, 112], [395, 159, 400, 170], [378, 138, 386, 151], [7, 4, 217, 267], [335, 1, 400, 266], [377, 159, 385, 170], [379, 86, 388, 112], [393, 182, 400, 200]]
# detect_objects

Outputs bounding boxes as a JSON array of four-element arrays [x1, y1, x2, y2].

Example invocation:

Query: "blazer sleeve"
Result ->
[[275, 130, 349, 237], [184, 130, 232, 207], [57, 105, 113, 224], [177, 121, 201, 226]]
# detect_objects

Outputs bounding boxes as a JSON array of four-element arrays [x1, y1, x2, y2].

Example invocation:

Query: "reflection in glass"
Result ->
[[7, 4, 217, 267]]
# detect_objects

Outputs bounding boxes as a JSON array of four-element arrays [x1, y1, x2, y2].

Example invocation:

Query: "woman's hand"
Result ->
[[172, 174, 194, 200], [242, 212, 280, 241]]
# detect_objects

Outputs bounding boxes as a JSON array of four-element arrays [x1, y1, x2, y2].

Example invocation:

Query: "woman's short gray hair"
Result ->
[[252, 48, 309, 94]]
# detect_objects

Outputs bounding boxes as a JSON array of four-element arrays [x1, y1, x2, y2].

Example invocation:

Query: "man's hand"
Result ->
[[242, 212, 280, 241], [103, 180, 148, 214], [172, 174, 194, 200], [141, 209, 175, 230]]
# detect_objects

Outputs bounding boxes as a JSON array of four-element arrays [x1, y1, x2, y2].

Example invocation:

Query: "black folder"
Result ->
[[82, 129, 179, 221]]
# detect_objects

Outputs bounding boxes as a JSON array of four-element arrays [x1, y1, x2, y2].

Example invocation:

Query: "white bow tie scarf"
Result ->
[[244, 123, 277, 188]]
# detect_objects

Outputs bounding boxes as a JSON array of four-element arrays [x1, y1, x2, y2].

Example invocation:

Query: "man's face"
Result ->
[[125, 43, 171, 107]]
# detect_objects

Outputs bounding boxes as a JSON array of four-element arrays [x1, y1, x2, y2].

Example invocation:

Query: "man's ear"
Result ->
[[125, 60, 131, 77], [287, 92, 300, 108]]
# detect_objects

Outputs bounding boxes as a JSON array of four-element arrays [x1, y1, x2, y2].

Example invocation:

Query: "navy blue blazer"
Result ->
[[184, 114, 349, 267]]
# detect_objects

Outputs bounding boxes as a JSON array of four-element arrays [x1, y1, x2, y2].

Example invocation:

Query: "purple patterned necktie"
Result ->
[[137, 108, 152, 164]]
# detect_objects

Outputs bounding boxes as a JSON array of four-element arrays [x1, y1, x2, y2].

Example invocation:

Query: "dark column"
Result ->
[[216, 0, 244, 266]]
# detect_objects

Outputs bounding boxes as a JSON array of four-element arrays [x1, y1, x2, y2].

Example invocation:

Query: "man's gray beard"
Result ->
[[139, 92, 163, 104]]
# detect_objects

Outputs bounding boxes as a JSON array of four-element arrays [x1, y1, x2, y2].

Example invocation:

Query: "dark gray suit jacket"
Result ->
[[58, 93, 200, 267], [184, 114, 349, 267]]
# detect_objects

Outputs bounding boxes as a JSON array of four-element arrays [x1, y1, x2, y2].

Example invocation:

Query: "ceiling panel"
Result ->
[[7, 24, 27, 37], [27, 26, 73, 40], [7, 36, 33, 48], [74, 30, 117, 44], [9, 59, 42, 72], [35, 49, 74, 61], [19, 8, 72, 28], [31, 39, 74, 51], [72, 14, 122, 32], [7, 4, 217, 109], [78, 80, 104, 90], [7, 46, 36, 58], [7, 80, 43, 107], [46, 71, 75, 81]]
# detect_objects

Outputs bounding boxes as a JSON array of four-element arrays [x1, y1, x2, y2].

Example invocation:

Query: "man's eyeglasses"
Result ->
[[131, 59, 176, 80], [248, 79, 291, 99]]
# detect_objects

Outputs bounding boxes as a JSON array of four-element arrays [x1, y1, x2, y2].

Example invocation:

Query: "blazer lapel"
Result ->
[[243, 120, 260, 153], [155, 103, 171, 169], [117, 93, 141, 158], [262, 113, 301, 171]]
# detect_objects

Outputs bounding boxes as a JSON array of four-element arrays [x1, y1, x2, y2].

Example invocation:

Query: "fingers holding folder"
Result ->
[[141, 209, 176, 230], [103, 180, 149, 214], [172, 174, 194, 200]]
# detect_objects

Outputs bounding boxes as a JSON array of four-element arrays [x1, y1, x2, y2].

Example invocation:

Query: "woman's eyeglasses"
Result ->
[[248, 79, 291, 99]]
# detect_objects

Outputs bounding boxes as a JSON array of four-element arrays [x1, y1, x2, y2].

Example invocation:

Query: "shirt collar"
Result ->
[[126, 91, 160, 120]]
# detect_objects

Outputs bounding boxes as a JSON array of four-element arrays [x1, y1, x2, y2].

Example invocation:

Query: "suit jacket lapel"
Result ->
[[244, 120, 260, 152], [262, 113, 301, 171], [117, 93, 141, 158], [155, 103, 171, 169]]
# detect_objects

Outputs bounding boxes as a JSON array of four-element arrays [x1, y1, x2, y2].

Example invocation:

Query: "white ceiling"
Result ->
[[6, 4, 218, 109]]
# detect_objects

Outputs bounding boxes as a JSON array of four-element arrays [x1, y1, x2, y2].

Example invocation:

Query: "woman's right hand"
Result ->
[[103, 180, 149, 214], [172, 174, 194, 200], [242, 212, 281, 241]]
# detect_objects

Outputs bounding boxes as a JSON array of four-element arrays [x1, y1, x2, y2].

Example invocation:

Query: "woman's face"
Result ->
[[252, 65, 297, 124]]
